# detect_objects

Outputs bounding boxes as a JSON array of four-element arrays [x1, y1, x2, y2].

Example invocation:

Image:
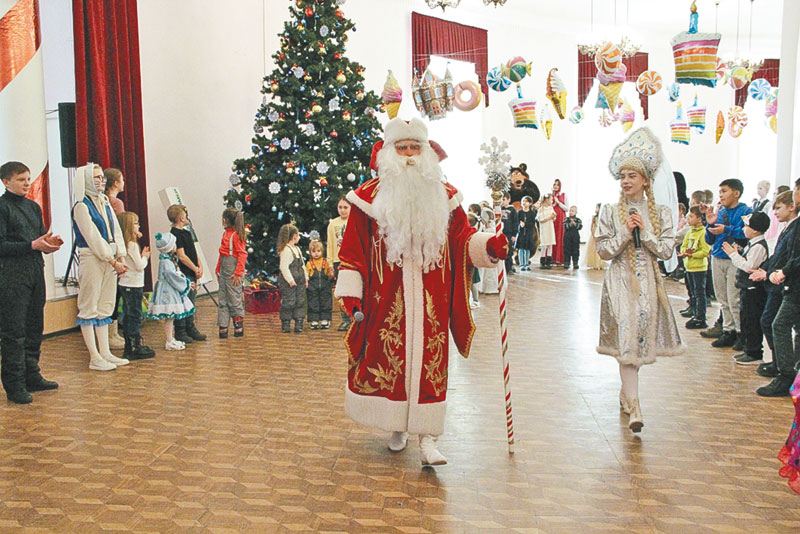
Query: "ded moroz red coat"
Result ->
[[334, 177, 498, 436]]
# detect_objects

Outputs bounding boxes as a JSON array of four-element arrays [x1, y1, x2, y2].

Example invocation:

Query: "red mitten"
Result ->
[[487, 234, 509, 260], [340, 296, 362, 318]]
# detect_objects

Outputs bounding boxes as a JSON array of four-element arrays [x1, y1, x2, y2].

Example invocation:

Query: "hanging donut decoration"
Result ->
[[453, 80, 483, 111]]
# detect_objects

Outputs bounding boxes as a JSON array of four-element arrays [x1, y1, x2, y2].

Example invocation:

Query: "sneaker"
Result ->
[[165, 339, 185, 351], [701, 321, 723, 339], [310, 321, 320, 330], [685, 318, 708, 329], [756, 375, 794, 397], [320, 320, 330, 329], [470, 301, 480, 309], [711, 331, 737, 348], [679, 306, 693, 316], [338, 320, 351, 332], [732, 335, 744, 352], [734, 354, 763, 365], [757, 361, 779, 378]]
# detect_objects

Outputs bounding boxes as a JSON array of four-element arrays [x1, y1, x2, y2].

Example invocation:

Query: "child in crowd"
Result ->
[[723, 212, 770, 365], [327, 196, 351, 331], [306, 239, 334, 329], [676, 203, 687, 232], [563, 206, 583, 270], [767, 184, 792, 249], [467, 213, 481, 308], [479, 207, 499, 294], [753, 180, 772, 213], [117, 212, 155, 360], [72, 164, 130, 372], [147, 233, 195, 350], [216, 208, 248, 338], [277, 224, 307, 333], [168, 205, 206, 343], [704, 179, 752, 349], [750, 191, 797, 378], [500, 193, 518, 274], [516, 196, 537, 271], [468, 203, 482, 219], [679, 206, 710, 329], [585, 203, 605, 269], [103, 168, 126, 349], [537, 194, 556, 269]]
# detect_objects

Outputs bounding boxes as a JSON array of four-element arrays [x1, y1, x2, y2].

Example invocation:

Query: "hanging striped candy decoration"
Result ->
[[594, 42, 622, 75], [0, 0, 51, 226]]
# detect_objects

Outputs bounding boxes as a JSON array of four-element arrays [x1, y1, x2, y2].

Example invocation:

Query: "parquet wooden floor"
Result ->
[[1, 268, 799, 533]]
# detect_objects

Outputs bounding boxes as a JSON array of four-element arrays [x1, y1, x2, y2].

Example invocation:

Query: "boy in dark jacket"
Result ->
[[562, 206, 583, 269]]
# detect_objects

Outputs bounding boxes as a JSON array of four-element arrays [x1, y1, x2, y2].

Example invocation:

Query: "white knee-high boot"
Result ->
[[95, 324, 130, 366], [81, 324, 116, 371]]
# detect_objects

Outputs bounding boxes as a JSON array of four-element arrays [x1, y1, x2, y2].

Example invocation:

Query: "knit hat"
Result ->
[[155, 232, 176, 254], [745, 211, 770, 233]]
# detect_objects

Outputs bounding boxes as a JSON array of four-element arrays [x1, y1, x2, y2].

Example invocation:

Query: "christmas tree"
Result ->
[[225, 0, 383, 274]]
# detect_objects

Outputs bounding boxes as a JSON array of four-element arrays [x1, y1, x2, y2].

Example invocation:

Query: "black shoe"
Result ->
[[732, 335, 744, 352], [25, 375, 58, 392], [281, 320, 292, 333], [734, 354, 763, 366], [338, 320, 351, 331], [233, 317, 244, 337], [680, 309, 694, 318], [186, 326, 207, 341], [7, 389, 32, 404], [219, 327, 229, 339], [711, 331, 737, 348], [757, 361, 779, 378], [756, 375, 794, 397], [124, 336, 155, 360], [294, 319, 304, 333], [679, 306, 692, 314], [700, 322, 723, 338], [174, 331, 193, 344], [685, 318, 708, 329]]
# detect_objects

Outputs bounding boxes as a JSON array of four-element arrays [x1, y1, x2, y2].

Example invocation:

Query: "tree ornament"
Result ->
[[334, 53, 341, 59], [312, 103, 322, 113], [355, 90, 364, 100], [342, 110, 351, 120], [304, 6, 314, 17], [317, 42, 326, 55], [270, 82, 279, 92], [316, 162, 330, 173], [269, 146, 277, 153], [304, 74, 312, 81], [297, 23, 305, 31], [268, 110, 279, 122], [319, 177, 328, 187], [229, 174, 241, 186], [347, 172, 356, 182], [330, 130, 338, 138], [336, 71, 346, 83], [320, 25, 329, 37], [293, 65, 305, 78], [234, 200, 243, 211], [268, 181, 281, 194], [280, 137, 292, 149], [328, 96, 341, 111]]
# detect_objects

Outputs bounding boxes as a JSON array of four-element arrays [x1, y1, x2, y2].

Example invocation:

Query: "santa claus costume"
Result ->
[[334, 118, 507, 466]]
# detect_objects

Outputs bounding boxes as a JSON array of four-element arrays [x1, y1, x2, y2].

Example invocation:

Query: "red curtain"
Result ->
[[578, 50, 650, 120], [735, 58, 779, 107], [73, 0, 150, 286], [411, 12, 489, 106]]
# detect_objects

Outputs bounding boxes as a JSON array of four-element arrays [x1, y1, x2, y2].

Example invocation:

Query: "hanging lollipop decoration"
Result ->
[[486, 66, 512, 92], [671, 0, 721, 87], [728, 106, 748, 138], [569, 106, 584, 124], [748, 78, 772, 101], [765, 89, 778, 134], [636, 70, 663, 96], [687, 94, 706, 133], [670, 102, 690, 145], [595, 42, 622, 75], [715, 58, 729, 85], [728, 65, 751, 90]]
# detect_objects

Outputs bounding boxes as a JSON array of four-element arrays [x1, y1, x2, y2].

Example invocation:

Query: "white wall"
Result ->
[[136, 0, 784, 270]]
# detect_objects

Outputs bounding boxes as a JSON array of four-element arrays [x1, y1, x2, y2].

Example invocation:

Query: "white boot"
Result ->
[[388, 431, 409, 452], [96, 324, 130, 366], [108, 320, 125, 349], [419, 435, 447, 466], [81, 324, 116, 371], [628, 398, 643, 433]]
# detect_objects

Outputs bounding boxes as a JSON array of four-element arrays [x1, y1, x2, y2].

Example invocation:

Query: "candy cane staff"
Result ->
[[335, 118, 508, 467], [597, 127, 684, 433]]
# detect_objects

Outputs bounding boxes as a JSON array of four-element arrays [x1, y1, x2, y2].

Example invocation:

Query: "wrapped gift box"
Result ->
[[244, 287, 280, 314]]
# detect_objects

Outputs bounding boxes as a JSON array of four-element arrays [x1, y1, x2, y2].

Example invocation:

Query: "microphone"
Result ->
[[629, 208, 641, 249]]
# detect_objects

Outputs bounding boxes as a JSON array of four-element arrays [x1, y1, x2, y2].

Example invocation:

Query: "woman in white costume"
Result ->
[[595, 128, 684, 433]]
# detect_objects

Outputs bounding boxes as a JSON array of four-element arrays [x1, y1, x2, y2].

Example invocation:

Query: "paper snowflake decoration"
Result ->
[[293, 66, 305, 79], [478, 137, 512, 192], [268, 181, 280, 194], [316, 162, 330, 174], [268, 109, 279, 122], [229, 173, 240, 187], [328, 97, 340, 111], [234, 200, 243, 211], [320, 25, 329, 37], [302, 123, 316, 135], [309, 230, 321, 241], [313, 189, 322, 203], [280, 137, 292, 150]]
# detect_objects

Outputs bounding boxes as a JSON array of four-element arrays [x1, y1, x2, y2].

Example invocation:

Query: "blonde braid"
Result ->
[[617, 191, 637, 268], [644, 183, 661, 235]]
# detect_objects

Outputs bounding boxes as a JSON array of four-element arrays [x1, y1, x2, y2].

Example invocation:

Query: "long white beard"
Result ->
[[372, 144, 451, 272]]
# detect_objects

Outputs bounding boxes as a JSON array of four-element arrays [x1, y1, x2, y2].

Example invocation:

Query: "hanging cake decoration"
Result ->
[[687, 94, 706, 133], [671, 0, 721, 87], [546, 68, 567, 120], [504, 56, 537, 129], [728, 105, 748, 138], [619, 99, 635, 133], [636, 70, 663, 96], [382, 70, 403, 120], [411, 67, 454, 121], [569, 106, 584, 124], [668, 82, 680, 102], [670, 102, 690, 145]]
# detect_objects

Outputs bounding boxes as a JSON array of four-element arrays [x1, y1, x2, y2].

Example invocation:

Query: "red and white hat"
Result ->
[[369, 117, 448, 171]]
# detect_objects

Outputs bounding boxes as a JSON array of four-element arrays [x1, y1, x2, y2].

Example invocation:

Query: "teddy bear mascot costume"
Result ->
[[334, 118, 509, 466]]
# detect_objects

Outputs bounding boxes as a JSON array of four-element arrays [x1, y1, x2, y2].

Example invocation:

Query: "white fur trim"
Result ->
[[596, 344, 685, 368], [384, 117, 428, 145], [449, 190, 464, 211], [334, 269, 363, 299], [468, 232, 498, 269]]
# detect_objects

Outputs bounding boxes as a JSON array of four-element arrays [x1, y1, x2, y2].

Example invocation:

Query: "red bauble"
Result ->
[[334, 53, 341, 59], [245, 194, 251, 203], [330, 130, 338, 138], [335, 9, 343, 19], [320, 177, 328, 187], [304, 6, 314, 17]]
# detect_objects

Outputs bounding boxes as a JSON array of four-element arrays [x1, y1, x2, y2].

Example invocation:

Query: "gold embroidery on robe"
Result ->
[[368, 287, 404, 391], [424, 290, 447, 396]]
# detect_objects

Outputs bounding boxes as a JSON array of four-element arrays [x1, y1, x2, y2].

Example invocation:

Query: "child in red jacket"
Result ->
[[216, 208, 248, 338]]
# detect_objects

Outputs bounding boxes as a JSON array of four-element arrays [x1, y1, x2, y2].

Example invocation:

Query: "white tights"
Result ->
[[619, 363, 639, 401], [164, 318, 174, 343]]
